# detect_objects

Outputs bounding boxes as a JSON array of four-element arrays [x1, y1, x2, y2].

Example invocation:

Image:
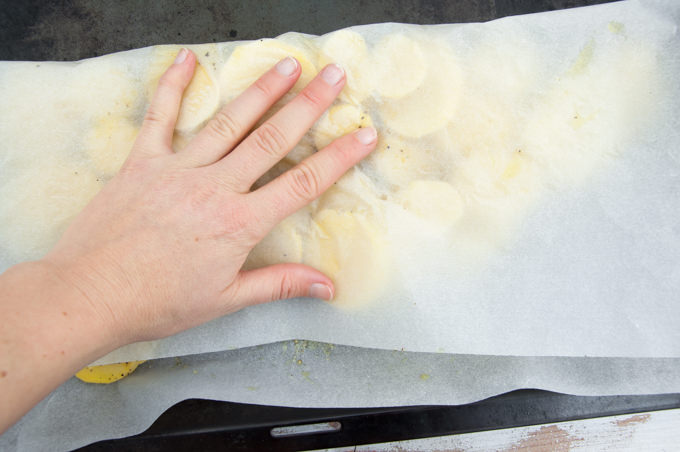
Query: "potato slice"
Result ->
[[312, 104, 373, 151], [305, 206, 389, 309], [317, 29, 371, 103], [76, 361, 146, 384], [378, 40, 462, 138], [368, 136, 447, 188], [245, 208, 308, 269], [371, 33, 427, 99], [220, 39, 317, 102]]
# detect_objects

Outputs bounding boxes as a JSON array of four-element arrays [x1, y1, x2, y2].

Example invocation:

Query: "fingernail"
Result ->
[[320, 64, 344, 86], [355, 127, 377, 144], [309, 283, 333, 301], [275, 56, 298, 76], [174, 48, 188, 65]]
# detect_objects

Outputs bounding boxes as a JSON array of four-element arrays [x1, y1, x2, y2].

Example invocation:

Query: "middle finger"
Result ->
[[214, 64, 345, 192]]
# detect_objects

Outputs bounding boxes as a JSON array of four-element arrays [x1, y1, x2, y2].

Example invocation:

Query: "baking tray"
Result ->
[[77, 390, 680, 451]]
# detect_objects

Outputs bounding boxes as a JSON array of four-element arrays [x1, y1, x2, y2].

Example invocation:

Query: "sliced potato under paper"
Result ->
[[377, 38, 463, 137], [371, 33, 428, 99], [312, 104, 374, 151], [317, 29, 371, 103], [1, 0, 679, 362], [219, 38, 318, 104], [146, 45, 221, 133]]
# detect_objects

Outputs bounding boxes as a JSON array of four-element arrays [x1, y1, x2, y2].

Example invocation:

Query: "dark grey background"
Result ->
[[1, 0, 617, 61]]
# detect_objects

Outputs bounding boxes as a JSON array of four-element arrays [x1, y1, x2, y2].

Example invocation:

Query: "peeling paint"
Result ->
[[615, 413, 651, 428], [506, 425, 584, 452]]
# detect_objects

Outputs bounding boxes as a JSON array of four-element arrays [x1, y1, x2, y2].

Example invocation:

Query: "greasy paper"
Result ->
[[1, 2, 679, 362]]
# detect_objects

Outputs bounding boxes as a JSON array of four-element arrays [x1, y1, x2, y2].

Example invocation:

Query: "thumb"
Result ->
[[228, 263, 334, 308]]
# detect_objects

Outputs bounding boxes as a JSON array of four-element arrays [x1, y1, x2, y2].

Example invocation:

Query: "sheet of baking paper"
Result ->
[[2, 0, 680, 366], [2, 343, 680, 452]]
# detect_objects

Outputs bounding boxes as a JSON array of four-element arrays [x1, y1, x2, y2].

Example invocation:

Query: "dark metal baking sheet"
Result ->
[[77, 390, 680, 451]]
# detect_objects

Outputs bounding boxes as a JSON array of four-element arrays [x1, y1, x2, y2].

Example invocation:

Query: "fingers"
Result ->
[[180, 57, 302, 167], [250, 127, 377, 229], [216, 64, 346, 192], [136, 49, 197, 156], [226, 264, 334, 308]]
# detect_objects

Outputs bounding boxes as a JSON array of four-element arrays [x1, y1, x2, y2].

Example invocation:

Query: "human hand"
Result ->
[[42, 48, 378, 347]]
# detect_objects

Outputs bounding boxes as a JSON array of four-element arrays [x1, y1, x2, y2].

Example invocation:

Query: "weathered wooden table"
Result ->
[[318, 409, 680, 451]]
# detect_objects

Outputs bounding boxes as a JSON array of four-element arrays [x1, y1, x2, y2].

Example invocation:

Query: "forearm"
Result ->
[[0, 261, 118, 434]]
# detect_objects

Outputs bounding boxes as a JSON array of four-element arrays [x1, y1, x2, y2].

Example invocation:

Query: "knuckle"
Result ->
[[300, 88, 323, 109], [252, 77, 274, 98], [218, 201, 260, 242], [120, 153, 167, 179], [157, 71, 180, 90], [335, 138, 359, 164], [187, 182, 219, 209], [208, 109, 241, 141], [252, 123, 289, 158], [143, 107, 167, 126], [119, 156, 148, 176], [288, 163, 321, 200], [276, 272, 298, 300]]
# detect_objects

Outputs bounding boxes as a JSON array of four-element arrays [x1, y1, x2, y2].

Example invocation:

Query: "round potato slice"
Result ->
[[316, 167, 384, 213], [245, 209, 308, 269], [378, 40, 462, 138], [220, 39, 317, 102], [317, 29, 371, 103], [368, 136, 447, 189], [312, 104, 373, 151], [305, 207, 389, 309], [371, 33, 427, 99]]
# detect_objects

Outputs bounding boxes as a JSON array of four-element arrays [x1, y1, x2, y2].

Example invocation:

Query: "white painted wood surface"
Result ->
[[311, 408, 680, 452]]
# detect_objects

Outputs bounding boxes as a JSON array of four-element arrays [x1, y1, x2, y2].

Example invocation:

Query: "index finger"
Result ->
[[136, 48, 197, 155], [249, 127, 377, 232]]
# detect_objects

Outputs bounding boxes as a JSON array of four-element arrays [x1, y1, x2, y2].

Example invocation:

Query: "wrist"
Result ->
[[23, 259, 125, 358], [0, 260, 122, 433]]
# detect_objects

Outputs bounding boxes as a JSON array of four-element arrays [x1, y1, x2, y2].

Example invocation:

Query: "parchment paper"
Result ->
[[2, 0, 679, 363], [102, 0, 680, 360]]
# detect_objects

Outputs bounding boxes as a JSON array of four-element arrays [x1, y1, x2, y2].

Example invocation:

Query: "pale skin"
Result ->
[[0, 49, 378, 433]]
